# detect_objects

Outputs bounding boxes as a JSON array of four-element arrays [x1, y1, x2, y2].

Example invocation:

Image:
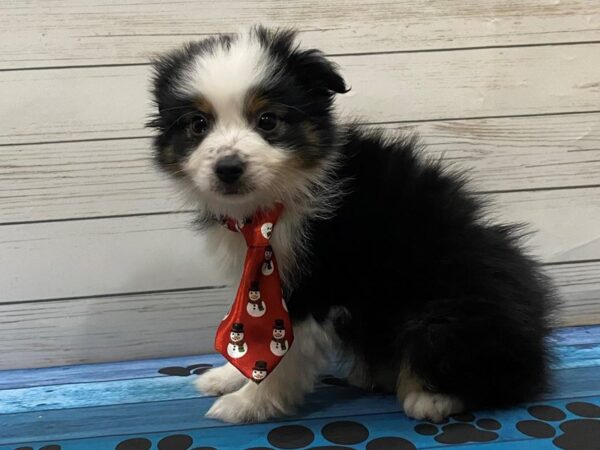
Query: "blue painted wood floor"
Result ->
[[1, 327, 600, 450]]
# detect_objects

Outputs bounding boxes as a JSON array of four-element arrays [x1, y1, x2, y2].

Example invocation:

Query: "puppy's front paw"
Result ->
[[195, 365, 247, 396], [403, 391, 464, 423], [206, 388, 290, 423]]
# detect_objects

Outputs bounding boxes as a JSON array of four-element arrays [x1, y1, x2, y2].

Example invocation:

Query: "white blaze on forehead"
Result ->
[[177, 34, 271, 122]]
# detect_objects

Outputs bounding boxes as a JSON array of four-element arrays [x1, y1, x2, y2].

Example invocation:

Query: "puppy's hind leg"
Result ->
[[397, 361, 464, 423], [206, 316, 335, 423]]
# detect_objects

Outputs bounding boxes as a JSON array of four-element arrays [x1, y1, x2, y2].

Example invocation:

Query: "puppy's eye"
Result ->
[[257, 112, 278, 131], [189, 115, 208, 136]]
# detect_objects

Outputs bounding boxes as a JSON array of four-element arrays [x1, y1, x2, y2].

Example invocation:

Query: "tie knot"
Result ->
[[220, 203, 283, 247]]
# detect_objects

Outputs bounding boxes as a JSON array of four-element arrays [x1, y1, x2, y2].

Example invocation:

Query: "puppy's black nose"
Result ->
[[215, 154, 245, 184]]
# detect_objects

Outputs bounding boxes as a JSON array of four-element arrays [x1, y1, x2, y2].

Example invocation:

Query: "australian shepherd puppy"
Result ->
[[148, 27, 556, 424]]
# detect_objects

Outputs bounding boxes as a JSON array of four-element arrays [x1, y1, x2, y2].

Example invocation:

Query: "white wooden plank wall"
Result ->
[[1, 1, 599, 369]]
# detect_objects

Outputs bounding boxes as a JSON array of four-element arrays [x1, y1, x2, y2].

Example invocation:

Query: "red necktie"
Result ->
[[214, 203, 293, 383]]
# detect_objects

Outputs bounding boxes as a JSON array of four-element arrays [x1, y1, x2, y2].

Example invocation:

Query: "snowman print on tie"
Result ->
[[227, 322, 248, 358], [262, 246, 275, 276], [252, 360, 269, 382], [261, 222, 273, 239], [246, 281, 266, 318], [270, 319, 289, 357]]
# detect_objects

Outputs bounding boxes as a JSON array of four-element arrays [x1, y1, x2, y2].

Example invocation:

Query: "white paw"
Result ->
[[206, 388, 289, 423], [195, 365, 247, 396], [403, 391, 464, 423]]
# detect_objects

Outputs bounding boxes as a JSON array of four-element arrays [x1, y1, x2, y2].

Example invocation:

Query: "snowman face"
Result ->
[[261, 223, 273, 239], [252, 369, 267, 381], [273, 328, 285, 339], [230, 331, 244, 342], [264, 250, 273, 260], [249, 290, 261, 301]]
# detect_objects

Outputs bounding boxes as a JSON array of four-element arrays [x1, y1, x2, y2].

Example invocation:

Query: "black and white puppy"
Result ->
[[148, 27, 556, 423]]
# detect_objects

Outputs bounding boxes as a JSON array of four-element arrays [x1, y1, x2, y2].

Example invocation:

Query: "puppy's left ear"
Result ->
[[291, 49, 349, 95]]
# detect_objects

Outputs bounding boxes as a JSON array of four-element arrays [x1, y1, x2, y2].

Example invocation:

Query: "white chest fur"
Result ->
[[202, 210, 306, 288]]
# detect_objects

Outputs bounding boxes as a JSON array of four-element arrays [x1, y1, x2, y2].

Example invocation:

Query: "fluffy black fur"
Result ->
[[149, 27, 557, 412], [290, 127, 556, 408]]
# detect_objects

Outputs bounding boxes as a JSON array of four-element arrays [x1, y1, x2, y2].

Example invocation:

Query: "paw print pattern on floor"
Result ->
[[414, 412, 501, 444], [364, 437, 417, 450], [265, 425, 315, 449], [248, 421, 416, 450], [516, 402, 600, 450], [115, 433, 215, 450], [158, 363, 213, 377]]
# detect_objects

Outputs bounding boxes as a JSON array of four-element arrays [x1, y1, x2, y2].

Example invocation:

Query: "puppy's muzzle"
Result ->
[[215, 154, 246, 184]]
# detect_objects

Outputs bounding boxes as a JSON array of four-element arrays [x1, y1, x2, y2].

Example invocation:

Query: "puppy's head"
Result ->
[[148, 27, 347, 217]]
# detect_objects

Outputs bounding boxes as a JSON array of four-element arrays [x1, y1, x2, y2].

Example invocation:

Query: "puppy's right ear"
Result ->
[[254, 26, 349, 96]]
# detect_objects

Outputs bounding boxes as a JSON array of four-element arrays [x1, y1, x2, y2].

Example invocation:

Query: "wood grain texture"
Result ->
[[2, 113, 599, 224], [1, 370, 205, 414], [1, 339, 597, 410], [0, 213, 229, 302], [551, 261, 600, 326], [1, 1, 599, 370], [0, 189, 598, 304], [556, 340, 600, 369], [0, 388, 403, 442], [0, 324, 595, 388], [0, 262, 597, 369], [1, 377, 599, 445], [1, 0, 598, 70], [3, 402, 600, 450], [1, 326, 599, 448], [0, 138, 177, 224], [553, 324, 600, 345], [2, 44, 600, 145], [490, 187, 600, 263], [0, 354, 225, 389], [0, 287, 232, 370]]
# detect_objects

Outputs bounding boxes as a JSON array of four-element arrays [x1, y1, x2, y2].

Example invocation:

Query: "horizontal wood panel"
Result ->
[[553, 325, 600, 346], [2, 346, 599, 414], [0, 325, 593, 388], [1, 351, 599, 447], [3, 397, 600, 448], [1, 0, 598, 70], [1, 339, 596, 405], [1, 1, 599, 371], [490, 188, 600, 263], [0, 390, 405, 443], [0, 138, 176, 223], [1, 375, 203, 414], [550, 261, 600, 326], [2, 113, 599, 224], [0, 213, 230, 303], [2, 45, 600, 145], [0, 261, 596, 369], [0, 354, 225, 390], [1, 187, 599, 303], [0, 288, 232, 370]]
